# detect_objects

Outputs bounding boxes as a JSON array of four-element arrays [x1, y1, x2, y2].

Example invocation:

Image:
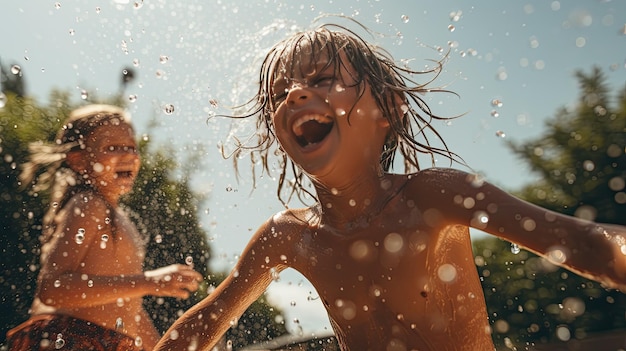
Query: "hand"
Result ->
[[144, 264, 203, 299]]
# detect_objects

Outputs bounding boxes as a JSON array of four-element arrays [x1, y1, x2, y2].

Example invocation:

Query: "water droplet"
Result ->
[[115, 317, 124, 330], [95, 6, 101, 13], [69, 29, 75, 36], [134, 336, 143, 347], [128, 94, 138, 102], [55, 334, 65, 349], [87, 280, 94, 287], [583, 160, 595, 171], [290, 301, 296, 306], [155, 234, 163, 243], [556, 325, 571, 341], [511, 243, 520, 254], [54, 2, 61, 9], [491, 99, 503, 107], [401, 15, 410, 23], [449, 10, 463, 22], [0, 93, 6, 108], [495, 130, 506, 138], [384, 233, 404, 253], [547, 247, 567, 264], [75, 228, 85, 244], [448, 25, 456, 32], [80, 90, 88, 100], [133, 0, 144, 9], [104, 217, 111, 224], [490, 110, 500, 118], [100, 235, 108, 249], [163, 104, 175, 115], [54, 280, 62, 288], [437, 263, 457, 282], [185, 256, 194, 266], [10, 65, 21, 75], [159, 55, 169, 64]]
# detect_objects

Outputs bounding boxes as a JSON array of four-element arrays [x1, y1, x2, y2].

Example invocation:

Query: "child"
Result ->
[[154, 24, 626, 351], [7, 105, 203, 351]]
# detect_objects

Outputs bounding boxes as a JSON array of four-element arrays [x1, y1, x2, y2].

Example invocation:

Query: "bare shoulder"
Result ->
[[404, 167, 485, 197], [64, 190, 113, 219], [255, 207, 314, 240], [60, 190, 117, 244], [243, 207, 315, 264]]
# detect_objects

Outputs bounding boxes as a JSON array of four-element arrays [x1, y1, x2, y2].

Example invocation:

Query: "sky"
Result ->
[[2, 0, 625, 337]]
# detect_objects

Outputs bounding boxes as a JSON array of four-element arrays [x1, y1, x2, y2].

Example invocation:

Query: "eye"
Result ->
[[270, 87, 289, 109], [106, 145, 136, 153], [312, 76, 334, 87]]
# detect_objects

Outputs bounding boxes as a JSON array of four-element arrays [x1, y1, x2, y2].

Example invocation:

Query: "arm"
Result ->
[[38, 195, 201, 308], [419, 168, 626, 290], [137, 307, 162, 351], [154, 219, 287, 351]]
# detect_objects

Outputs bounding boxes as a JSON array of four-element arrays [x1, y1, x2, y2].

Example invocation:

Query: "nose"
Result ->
[[286, 83, 312, 107]]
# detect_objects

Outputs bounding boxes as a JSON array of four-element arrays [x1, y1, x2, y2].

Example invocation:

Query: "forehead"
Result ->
[[86, 123, 135, 144], [271, 39, 334, 83]]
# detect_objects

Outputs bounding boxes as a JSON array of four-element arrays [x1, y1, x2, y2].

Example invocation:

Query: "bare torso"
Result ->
[[31, 192, 155, 345], [276, 173, 495, 350]]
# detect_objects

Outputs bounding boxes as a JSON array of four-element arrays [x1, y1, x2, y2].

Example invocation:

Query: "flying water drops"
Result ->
[[163, 104, 175, 115], [100, 234, 109, 249], [75, 228, 85, 244], [55, 334, 65, 349], [10, 65, 21, 75]]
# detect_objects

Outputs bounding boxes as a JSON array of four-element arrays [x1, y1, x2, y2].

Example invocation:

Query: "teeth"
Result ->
[[292, 114, 333, 136]]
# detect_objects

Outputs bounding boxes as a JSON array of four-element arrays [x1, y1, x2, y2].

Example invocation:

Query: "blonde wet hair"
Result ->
[[229, 22, 465, 206], [20, 104, 133, 243]]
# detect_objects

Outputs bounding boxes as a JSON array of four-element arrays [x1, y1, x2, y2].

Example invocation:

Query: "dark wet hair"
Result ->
[[229, 21, 465, 206]]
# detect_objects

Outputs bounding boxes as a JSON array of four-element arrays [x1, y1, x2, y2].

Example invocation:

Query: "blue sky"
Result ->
[[2, 0, 625, 335]]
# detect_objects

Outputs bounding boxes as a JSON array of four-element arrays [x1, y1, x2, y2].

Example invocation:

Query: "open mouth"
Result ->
[[292, 114, 334, 147]]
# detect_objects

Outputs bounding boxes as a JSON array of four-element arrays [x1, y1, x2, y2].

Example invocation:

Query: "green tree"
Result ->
[[0, 82, 288, 347], [508, 66, 626, 225], [476, 67, 626, 349], [0, 90, 71, 343]]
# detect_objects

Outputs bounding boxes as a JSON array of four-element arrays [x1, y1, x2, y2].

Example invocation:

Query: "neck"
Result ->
[[314, 173, 407, 231]]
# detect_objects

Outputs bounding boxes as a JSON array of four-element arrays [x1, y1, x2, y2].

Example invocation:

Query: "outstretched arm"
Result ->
[[154, 220, 285, 351], [418, 168, 626, 290]]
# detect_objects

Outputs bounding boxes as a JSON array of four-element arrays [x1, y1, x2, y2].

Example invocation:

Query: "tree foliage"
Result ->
[[0, 65, 288, 347], [476, 67, 626, 349], [507, 66, 626, 225]]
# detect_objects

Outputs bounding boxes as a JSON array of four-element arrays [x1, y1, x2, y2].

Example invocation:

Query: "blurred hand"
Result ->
[[144, 264, 203, 299]]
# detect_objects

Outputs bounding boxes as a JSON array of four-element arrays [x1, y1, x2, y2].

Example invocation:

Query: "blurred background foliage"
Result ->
[[0, 64, 287, 349], [481, 66, 626, 350], [1, 62, 626, 350]]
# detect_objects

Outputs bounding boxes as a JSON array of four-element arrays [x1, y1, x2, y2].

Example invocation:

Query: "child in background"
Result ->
[[7, 105, 203, 351], [155, 23, 626, 351]]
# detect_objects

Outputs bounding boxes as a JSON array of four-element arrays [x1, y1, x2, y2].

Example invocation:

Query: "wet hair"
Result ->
[[20, 104, 133, 243], [229, 21, 465, 206]]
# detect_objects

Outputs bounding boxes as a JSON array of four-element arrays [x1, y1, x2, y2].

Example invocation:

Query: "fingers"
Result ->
[[148, 263, 204, 299]]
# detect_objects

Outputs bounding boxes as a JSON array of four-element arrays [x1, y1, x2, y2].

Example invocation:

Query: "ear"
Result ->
[[378, 92, 406, 129], [65, 150, 87, 174]]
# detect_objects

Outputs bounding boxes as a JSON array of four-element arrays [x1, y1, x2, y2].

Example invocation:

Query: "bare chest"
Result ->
[[80, 213, 146, 274], [290, 215, 490, 349]]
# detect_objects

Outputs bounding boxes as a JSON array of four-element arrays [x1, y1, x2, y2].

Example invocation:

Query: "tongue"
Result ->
[[299, 120, 333, 145]]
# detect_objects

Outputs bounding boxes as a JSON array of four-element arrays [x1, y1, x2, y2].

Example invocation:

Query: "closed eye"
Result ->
[[106, 145, 137, 153], [311, 76, 334, 87]]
